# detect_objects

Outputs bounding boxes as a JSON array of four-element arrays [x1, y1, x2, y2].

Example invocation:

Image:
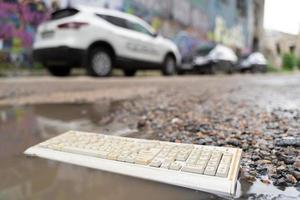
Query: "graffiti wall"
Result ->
[[0, 0, 255, 66], [0, 0, 50, 66]]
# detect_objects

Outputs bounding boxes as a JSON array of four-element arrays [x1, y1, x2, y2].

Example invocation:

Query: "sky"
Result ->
[[264, 0, 300, 35]]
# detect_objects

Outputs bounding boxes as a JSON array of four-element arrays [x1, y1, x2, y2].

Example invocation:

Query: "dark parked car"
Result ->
[[178, 44, 238, 74], [238, 52, 267, 73]]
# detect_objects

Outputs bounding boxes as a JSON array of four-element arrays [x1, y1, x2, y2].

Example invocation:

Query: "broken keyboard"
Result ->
[[24, 131, 242, 196]]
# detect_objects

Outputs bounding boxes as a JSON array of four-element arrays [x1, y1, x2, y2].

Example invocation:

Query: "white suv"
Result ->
[[33, 6, 181, 77]]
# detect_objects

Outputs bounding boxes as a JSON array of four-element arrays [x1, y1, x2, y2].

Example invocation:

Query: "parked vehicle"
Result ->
[[33, 6, 181, 77], [238, 52, 267, 73], [178, 44, 238, 74]]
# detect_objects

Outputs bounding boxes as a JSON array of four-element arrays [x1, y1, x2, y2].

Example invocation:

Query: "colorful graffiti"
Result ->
[[0, 0, 254, 66], [0, 0, 49, 66], [114, 0, 211, 57], [213, 16, 245, 48]]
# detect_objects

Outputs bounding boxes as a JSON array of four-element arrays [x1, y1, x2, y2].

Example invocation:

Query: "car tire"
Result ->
[[256, 64, 267, 73], [250, 65, 258, 73], [210, 62, 224, 74], [211, 61, 233, 74], [87, 47, 113, 77], [227, 63, 235, 74], [177, 70, 186, 75], [162, 55, 176, 76], [47, 65, 71, 77], [123, 69, 137, 77], [261, 65, 267, 73]]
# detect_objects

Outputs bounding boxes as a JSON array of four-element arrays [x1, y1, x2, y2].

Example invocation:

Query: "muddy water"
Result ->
[[0, 104, 299, 200]]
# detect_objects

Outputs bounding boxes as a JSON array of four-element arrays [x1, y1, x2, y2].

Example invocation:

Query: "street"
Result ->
[[0, 74, 300, 199]]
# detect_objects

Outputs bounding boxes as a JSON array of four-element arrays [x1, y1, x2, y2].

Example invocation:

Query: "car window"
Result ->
[[126, 21, 153, 36], [97, 14, 154, 36], [51, 8, 79, 20], [97, 14, 128, 29], [195, 48, 213, 56]]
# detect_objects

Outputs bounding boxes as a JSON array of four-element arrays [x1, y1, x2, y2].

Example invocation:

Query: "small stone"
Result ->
[[274, 177, 288, 187], [292, 170, 300, 180], [294, 160, 300, 170], [284, 157, 296, 165], [286, 174, 297, 184], [196, 132, 205, 139], [277, 165, 287, 171], [227, 139, 240, 147], [260, 177, 271, 184], [171, 118, 183, 125], [257, 166, 268, 175], [251, 155, 260, 161], [260, 150, 271, 156], [242, 144, 249, 150], [197, 139, 206, 145], [258, 159, 272, 164], [137, 118, 147, 128]]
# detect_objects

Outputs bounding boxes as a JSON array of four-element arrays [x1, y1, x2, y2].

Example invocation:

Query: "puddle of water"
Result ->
[[0, 104, 299, 200]]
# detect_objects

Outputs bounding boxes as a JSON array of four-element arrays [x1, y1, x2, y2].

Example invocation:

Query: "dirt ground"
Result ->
[[0, 74, 300, 199]]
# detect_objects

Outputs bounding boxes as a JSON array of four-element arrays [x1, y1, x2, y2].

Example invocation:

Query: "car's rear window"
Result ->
[[195, 47, 215, 56], [96, 14, 128, 29], [51, 8, 79, 20]]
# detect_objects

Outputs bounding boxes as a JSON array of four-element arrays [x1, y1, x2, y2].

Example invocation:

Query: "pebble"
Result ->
[[294, 160, 300, 170], [261, 176, 271, 184], [286, 174, 297, 184], [258, 160, 272, 164], [292, 170, 300, 180], [257, 166, 268, 175], [260, 150, 271, 156], [171, 118, 183, 126], [274, 177, 288, 187], [251, 155, 260, 161], [277, 165, 287, 171]]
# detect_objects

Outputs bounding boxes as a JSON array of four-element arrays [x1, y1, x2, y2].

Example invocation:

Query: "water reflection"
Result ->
[[0, 104, 299, 200]]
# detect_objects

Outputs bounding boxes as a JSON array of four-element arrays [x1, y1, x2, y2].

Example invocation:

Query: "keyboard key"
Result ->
[[182, 164, 205, 174], [169, 161, 182, 170], [216, 155, 232, 177], [204, 152, 222, 176]]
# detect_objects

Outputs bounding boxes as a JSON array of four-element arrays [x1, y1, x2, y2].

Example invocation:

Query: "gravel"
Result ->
[[109, 86, 300, 188]]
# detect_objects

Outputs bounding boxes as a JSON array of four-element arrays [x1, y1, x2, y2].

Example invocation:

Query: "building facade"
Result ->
[[263, 30, 300, 69]]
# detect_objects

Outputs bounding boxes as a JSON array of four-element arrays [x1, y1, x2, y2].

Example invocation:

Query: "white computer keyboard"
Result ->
[[24, 131, 242, 196]]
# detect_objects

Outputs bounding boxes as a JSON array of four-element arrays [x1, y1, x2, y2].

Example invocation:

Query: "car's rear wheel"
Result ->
[[162, 55, 176, 76], [177, 69, 186, 75], [210, 61, 233, 74], [210, 62, 225, 74], [123, 69, 137, 77], [46, 65, 71, 77], [87, 47, 113, 77], [252, 64, 267, 73]]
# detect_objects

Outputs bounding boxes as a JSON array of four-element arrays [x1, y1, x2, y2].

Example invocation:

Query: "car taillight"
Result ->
[[57, 22, 88, 29]]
